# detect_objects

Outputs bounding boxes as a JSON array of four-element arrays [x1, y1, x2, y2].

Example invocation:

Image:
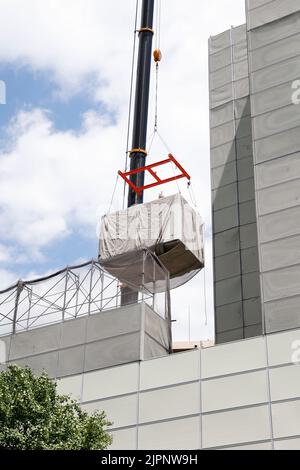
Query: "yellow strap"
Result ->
[[129, 148, 148, 156], [138, 27, 154, 34]]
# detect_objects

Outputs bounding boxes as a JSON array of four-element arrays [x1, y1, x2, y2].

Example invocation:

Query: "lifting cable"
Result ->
[[154, 131, 182, 195], [153, 0, 162, 133], [108, 174, 119, 214], [202, 222, 209, 327]]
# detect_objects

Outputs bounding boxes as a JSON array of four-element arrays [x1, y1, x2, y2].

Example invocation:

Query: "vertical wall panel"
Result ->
[[210, 24, 261, 343], [248, 4, 300, 334]]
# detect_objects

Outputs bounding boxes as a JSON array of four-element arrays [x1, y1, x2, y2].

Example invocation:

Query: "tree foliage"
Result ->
[[0, 365, 112, 450]]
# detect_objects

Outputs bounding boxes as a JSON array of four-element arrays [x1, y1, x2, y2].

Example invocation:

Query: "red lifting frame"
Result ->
[[119, 154, 191, 195]]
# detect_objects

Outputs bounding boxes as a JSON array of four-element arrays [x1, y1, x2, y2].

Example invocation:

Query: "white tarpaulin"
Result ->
[[99, 194, 204, 291]]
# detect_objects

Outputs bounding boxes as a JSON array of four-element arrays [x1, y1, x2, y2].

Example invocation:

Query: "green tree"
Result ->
[[0, 365, 112, 450]]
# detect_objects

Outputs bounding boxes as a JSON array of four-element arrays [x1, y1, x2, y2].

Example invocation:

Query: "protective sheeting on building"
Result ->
[[209, 25, 262, 343], [247, 0, 300, 30], [247, 3, 300, 334], [99, 194, 204, 291]]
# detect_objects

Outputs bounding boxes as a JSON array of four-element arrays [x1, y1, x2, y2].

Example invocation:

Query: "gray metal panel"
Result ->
[[257, 178, 300, 216], [244, 324, 262, 338], [259, 205, 300, 243], [240, 223, 259, 249], [250, 56, 300, 94], [243, 298, 262, 326], [60, 317, 87, 349], [84, 332, 141, 372], [214, 228, 240, 257], [143, 334, 168, 360], [213, 183, 238, 210], [215, 276, 242, 307], [211, 142, 236, 168], [210, 121, 235, 148], [215, 301, 243, 332], [256, 152, 300, 189], [234, 78, 250, 99], [238, 178, 255, 203], [251, 81, 296, 116], [247, 0, 271, 11], [210, 83, 233, 109], [210, 65, 232, 91], [250, 33, 300, 72], [236, 116, 252, 140], [247, 0, 300, 30], [202, 336, 267, 378], [239, 200, 257, 225], [233, 42, 248, 63], [0, 336, 11, 363], [231, 24, 247, 45], [265, 295, 300, 333], [57, 345, 85, 378], [262, 264, 300, 302], [236, 136, 253, 159], [234, 60, 249, 81], [210, 102, 234, 128], [249, 10, 300, 50], [237, 157, 254, 180], [209, 47, 232, 73], [209, 30, 231, 54], [214, 251, 241, 281], [213, 205, 239, 233], [242, 272, 261, 299], [202, 369, 269, 413], [253, 104, 300, 141], [212, 162, 237, 189], [216, 329, 244, 344], [235, 97, 251, 119], [86, 305, 141, 342], [144, 305, 170, 350], [10, 351, 59, 379], [9, 323, 62, 360], [261, 235, 300, 272], [241, 247, 260, 274]]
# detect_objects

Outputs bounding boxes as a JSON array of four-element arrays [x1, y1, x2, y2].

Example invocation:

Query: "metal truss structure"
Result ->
[[0, 258, 167, 337]]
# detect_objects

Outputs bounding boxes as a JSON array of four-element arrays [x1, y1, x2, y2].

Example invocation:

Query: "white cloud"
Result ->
[[0, 0, 245, 107], [0, 244, 12, 262], [0, 106, 128, 266], [0, 268, 18, 287], [0, 0, 246, 338]]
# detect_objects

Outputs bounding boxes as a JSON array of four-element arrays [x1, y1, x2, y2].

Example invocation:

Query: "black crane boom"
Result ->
[[127, 0, 155, 207], [121, 0, 155, 306]]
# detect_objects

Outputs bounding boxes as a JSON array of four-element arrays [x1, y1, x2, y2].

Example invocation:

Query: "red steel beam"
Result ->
[[119, 154, 191, 196]]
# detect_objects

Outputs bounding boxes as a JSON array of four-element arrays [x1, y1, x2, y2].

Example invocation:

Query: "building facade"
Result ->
[[1, 0, 300, 451], [2, 317, 300, 450], [210, 0, 300, 343]]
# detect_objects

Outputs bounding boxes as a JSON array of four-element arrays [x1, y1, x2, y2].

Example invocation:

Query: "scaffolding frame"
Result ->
[[0, 254, 170, 337]]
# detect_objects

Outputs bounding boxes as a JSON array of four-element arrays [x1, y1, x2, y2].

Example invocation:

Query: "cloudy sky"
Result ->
[[0, 0, 246, 340]]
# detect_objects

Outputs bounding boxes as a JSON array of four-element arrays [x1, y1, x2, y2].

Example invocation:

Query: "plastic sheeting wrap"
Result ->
[[99, 194, 204, 291]]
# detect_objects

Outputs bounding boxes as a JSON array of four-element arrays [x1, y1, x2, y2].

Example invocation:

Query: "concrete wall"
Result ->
[[53, 328, 300, 450], [209, 25, 262, 343], [2, 313, 300, 449]]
